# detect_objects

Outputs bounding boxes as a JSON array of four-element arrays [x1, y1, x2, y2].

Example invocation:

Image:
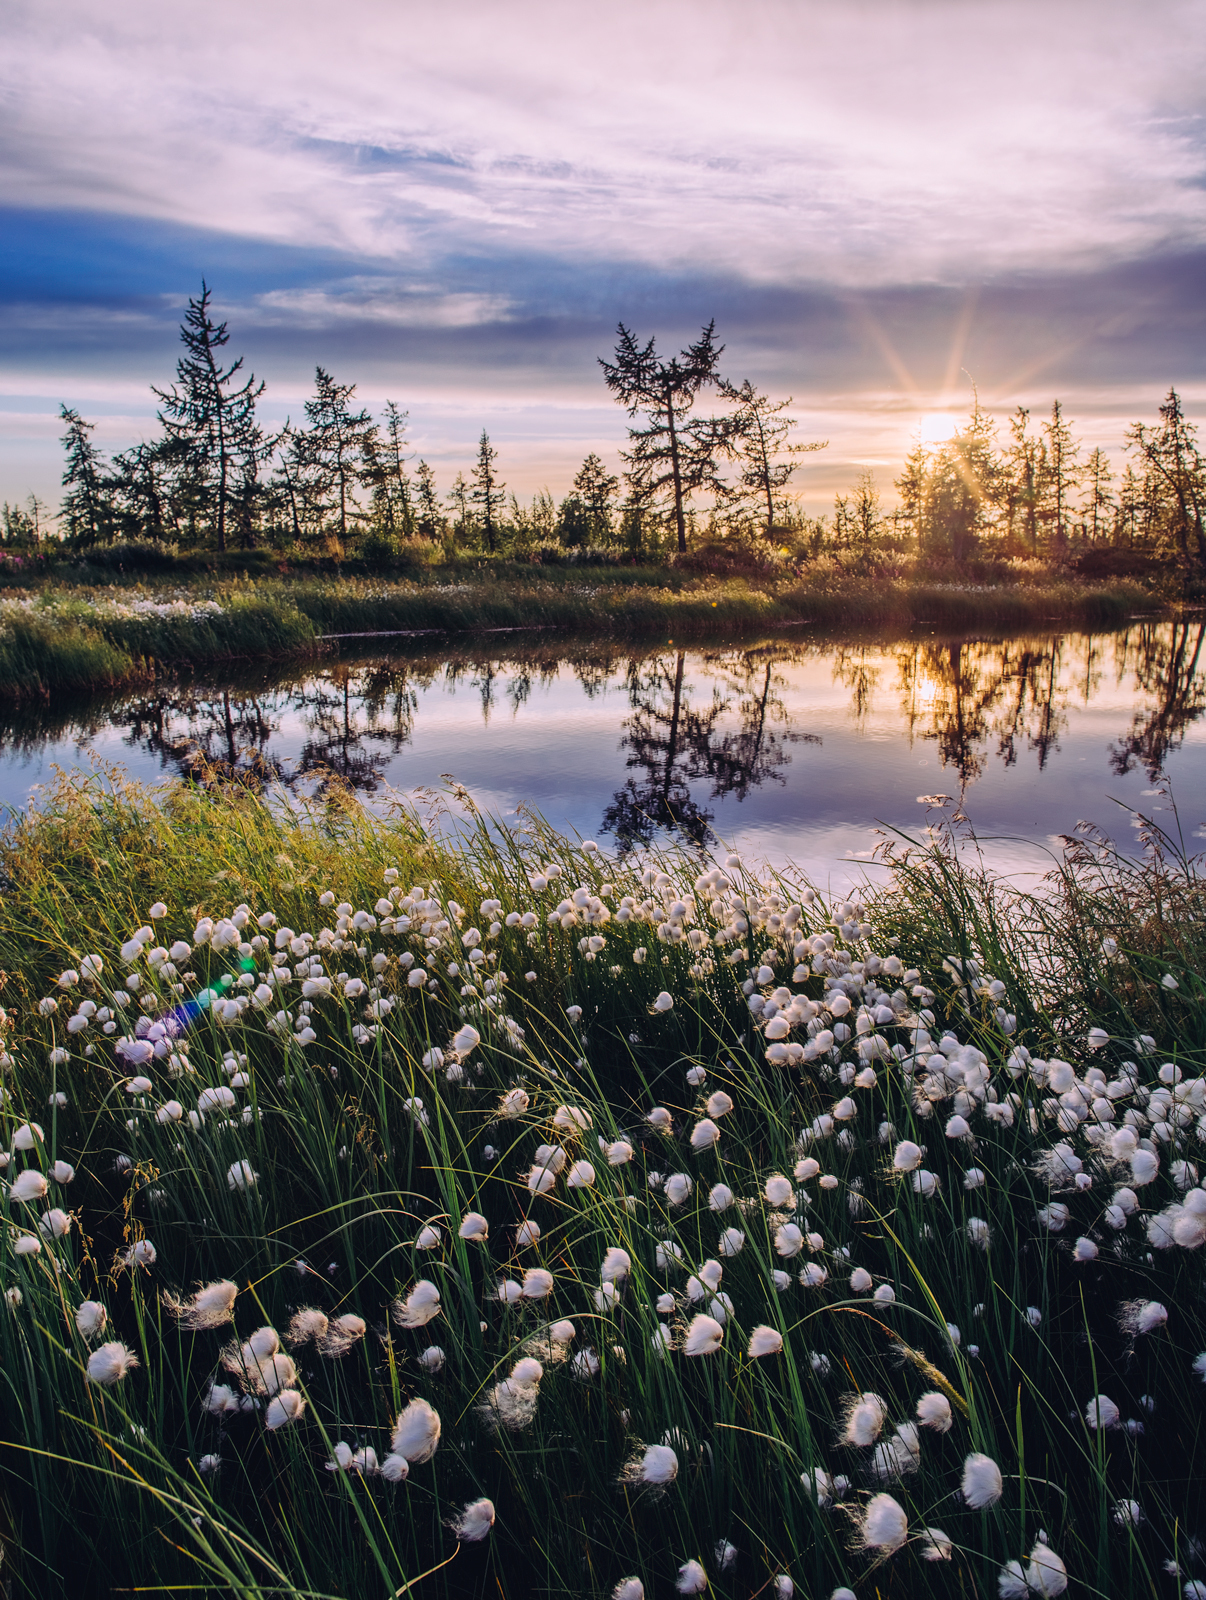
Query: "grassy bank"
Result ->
[[0, 771, 1204, 1597], [0, 570, 1160, 701]]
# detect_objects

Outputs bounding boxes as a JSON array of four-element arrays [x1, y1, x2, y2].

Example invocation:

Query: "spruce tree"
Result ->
[[572, 453, 620, 542], [297, 368, 378, 544], [415, 460, 442, 539], [469, 431, 506, 553], [59, 405, 113, 546], [152, 283, 264, 553]]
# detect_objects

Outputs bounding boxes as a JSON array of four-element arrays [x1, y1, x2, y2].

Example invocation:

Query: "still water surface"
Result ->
[[2, 621, 1205, 887]]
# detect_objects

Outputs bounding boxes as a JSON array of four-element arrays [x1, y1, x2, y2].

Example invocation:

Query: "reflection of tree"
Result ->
[[292, 666, 418, 794], [603, 652, 721, 848], [833, 647, 881, 729], [602, 646, 818, 849], [122, 685, 287, 789], [697, 649, 817, 802], [896, 637, 1072, 785], [1109, 620, 1206, 779]]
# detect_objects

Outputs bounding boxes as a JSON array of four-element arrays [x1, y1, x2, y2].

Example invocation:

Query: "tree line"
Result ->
[[1, 283, 1202, 570]]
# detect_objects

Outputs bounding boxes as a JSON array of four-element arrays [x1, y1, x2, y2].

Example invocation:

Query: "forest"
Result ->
[[2, 287, 1203, 578]]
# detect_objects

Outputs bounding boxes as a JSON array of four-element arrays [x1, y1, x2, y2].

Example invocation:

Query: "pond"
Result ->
[[3, 619, 1205, 887]]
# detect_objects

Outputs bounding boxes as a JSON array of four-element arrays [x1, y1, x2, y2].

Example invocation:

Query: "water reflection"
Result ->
[[3, 621, 1205, 865]]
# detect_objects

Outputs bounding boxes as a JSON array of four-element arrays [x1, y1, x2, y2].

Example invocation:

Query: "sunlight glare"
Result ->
[[919, 413, 958, 450]]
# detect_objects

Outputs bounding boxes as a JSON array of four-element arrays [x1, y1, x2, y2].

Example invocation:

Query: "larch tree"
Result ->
[[572, 452, 620, 542], [599, 321, 725, 554], [414, 460, 442, 539], [371, 400, 414, 537], [1081, 447, 1114, 546], [299, 367, 378, 544], [1041, 400, 1082, 556], [715, 378, 826, 538], [469, 431, 506, 552], [1127, 387, 1206, 569], [446, 471, 472, 541], [152, 283, 264, 553], [58, 405, 112, 546]]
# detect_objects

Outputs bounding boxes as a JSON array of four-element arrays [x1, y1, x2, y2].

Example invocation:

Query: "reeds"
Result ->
[[0, 572, 1154, 701], [0, 770, 1203, 1598]]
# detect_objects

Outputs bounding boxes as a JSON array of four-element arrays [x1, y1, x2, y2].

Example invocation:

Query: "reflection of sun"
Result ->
[[919, 413, 958, 450], [912, 672, 941, 709]]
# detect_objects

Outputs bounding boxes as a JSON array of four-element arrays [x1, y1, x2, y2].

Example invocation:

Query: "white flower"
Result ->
[[451, 1497, 495, 1542], [605, 1140, 634, 1165], [516, 1219, 541, 1248], [50, 1161, 75, 1184], [9, 1170, 48, 1204], [764, 1174, 795, 1207], [920, 1528, 953, 1562], [381, 1453, 409, 1482], [522, 1267, 554, 1298], [553, 1104, 591, 1136], [850, 1267, 873, 1293], [961, 1452, 1003, 1508], [690, 1119, 720, 1152], [567, 1159, 596, 1188], [675, 1559, 708, 1593], [613, 1582, 645, 1600], [75, 1300, 108, 1339], [967, 1217, 991, 1250], [652, 992, 674, 1012], [842, 1392, 886, 1446], [916, 1391, 952, 1432], [708, 1182, 734, 1211], [748, 1325, 783, 1358], [647, 1107, 673, 1133], [416, 1224, 441, 1250], [998, 1560, 1029, 1599], [1073, 1236, 1099, 1262], [391, 1398, 441, 1463], [706, 1090, 733, 1117], [458, 1212, 489, 1242], [860, 1492, 908, 1553], [665, 1172, 693, 1206], [622, 1443, 679, 1485], [717, 1227, 745, 1257], [774, 1223, 804, 1258], [601, 1247, 632, 1282], [683, 1314, 724, 1356], [227, 1160, 258, 1192], [395, 1280, 442, 1328], [87, 1341, 139, 1385], [499, 1087, 529, 1118], [1119, 1299, 1168, 1336], [164, 1280, 238, 1330], [1085, 1394, 1120, 1430], [1025, 1542, 1068, 1597], [892, 1139, 922, 1171], [265, 1390, 306, 1430]]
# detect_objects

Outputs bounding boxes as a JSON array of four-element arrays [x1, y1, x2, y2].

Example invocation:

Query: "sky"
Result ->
[[2, 0, 1205, 514]]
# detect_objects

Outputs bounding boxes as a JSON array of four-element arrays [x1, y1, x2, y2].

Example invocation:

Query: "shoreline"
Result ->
[[0, 569, 1164, 702]]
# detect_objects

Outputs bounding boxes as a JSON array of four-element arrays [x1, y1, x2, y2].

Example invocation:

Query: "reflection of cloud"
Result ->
[[253, 281, 513, 328]]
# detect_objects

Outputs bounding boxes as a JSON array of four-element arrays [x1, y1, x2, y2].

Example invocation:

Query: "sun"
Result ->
[[919, 412, 958, 450]]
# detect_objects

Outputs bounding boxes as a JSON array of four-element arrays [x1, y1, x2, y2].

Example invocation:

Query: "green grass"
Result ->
[[0, 771, 1204, 1598], [0, 569, 1158, 702]]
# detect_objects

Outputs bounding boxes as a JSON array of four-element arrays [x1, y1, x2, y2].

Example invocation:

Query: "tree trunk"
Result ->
[[665, 382, 687, 554]]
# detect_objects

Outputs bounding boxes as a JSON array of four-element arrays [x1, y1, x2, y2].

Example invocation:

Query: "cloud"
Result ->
[[251, 281, 514, 329], [2, 0, 1204, 289]]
